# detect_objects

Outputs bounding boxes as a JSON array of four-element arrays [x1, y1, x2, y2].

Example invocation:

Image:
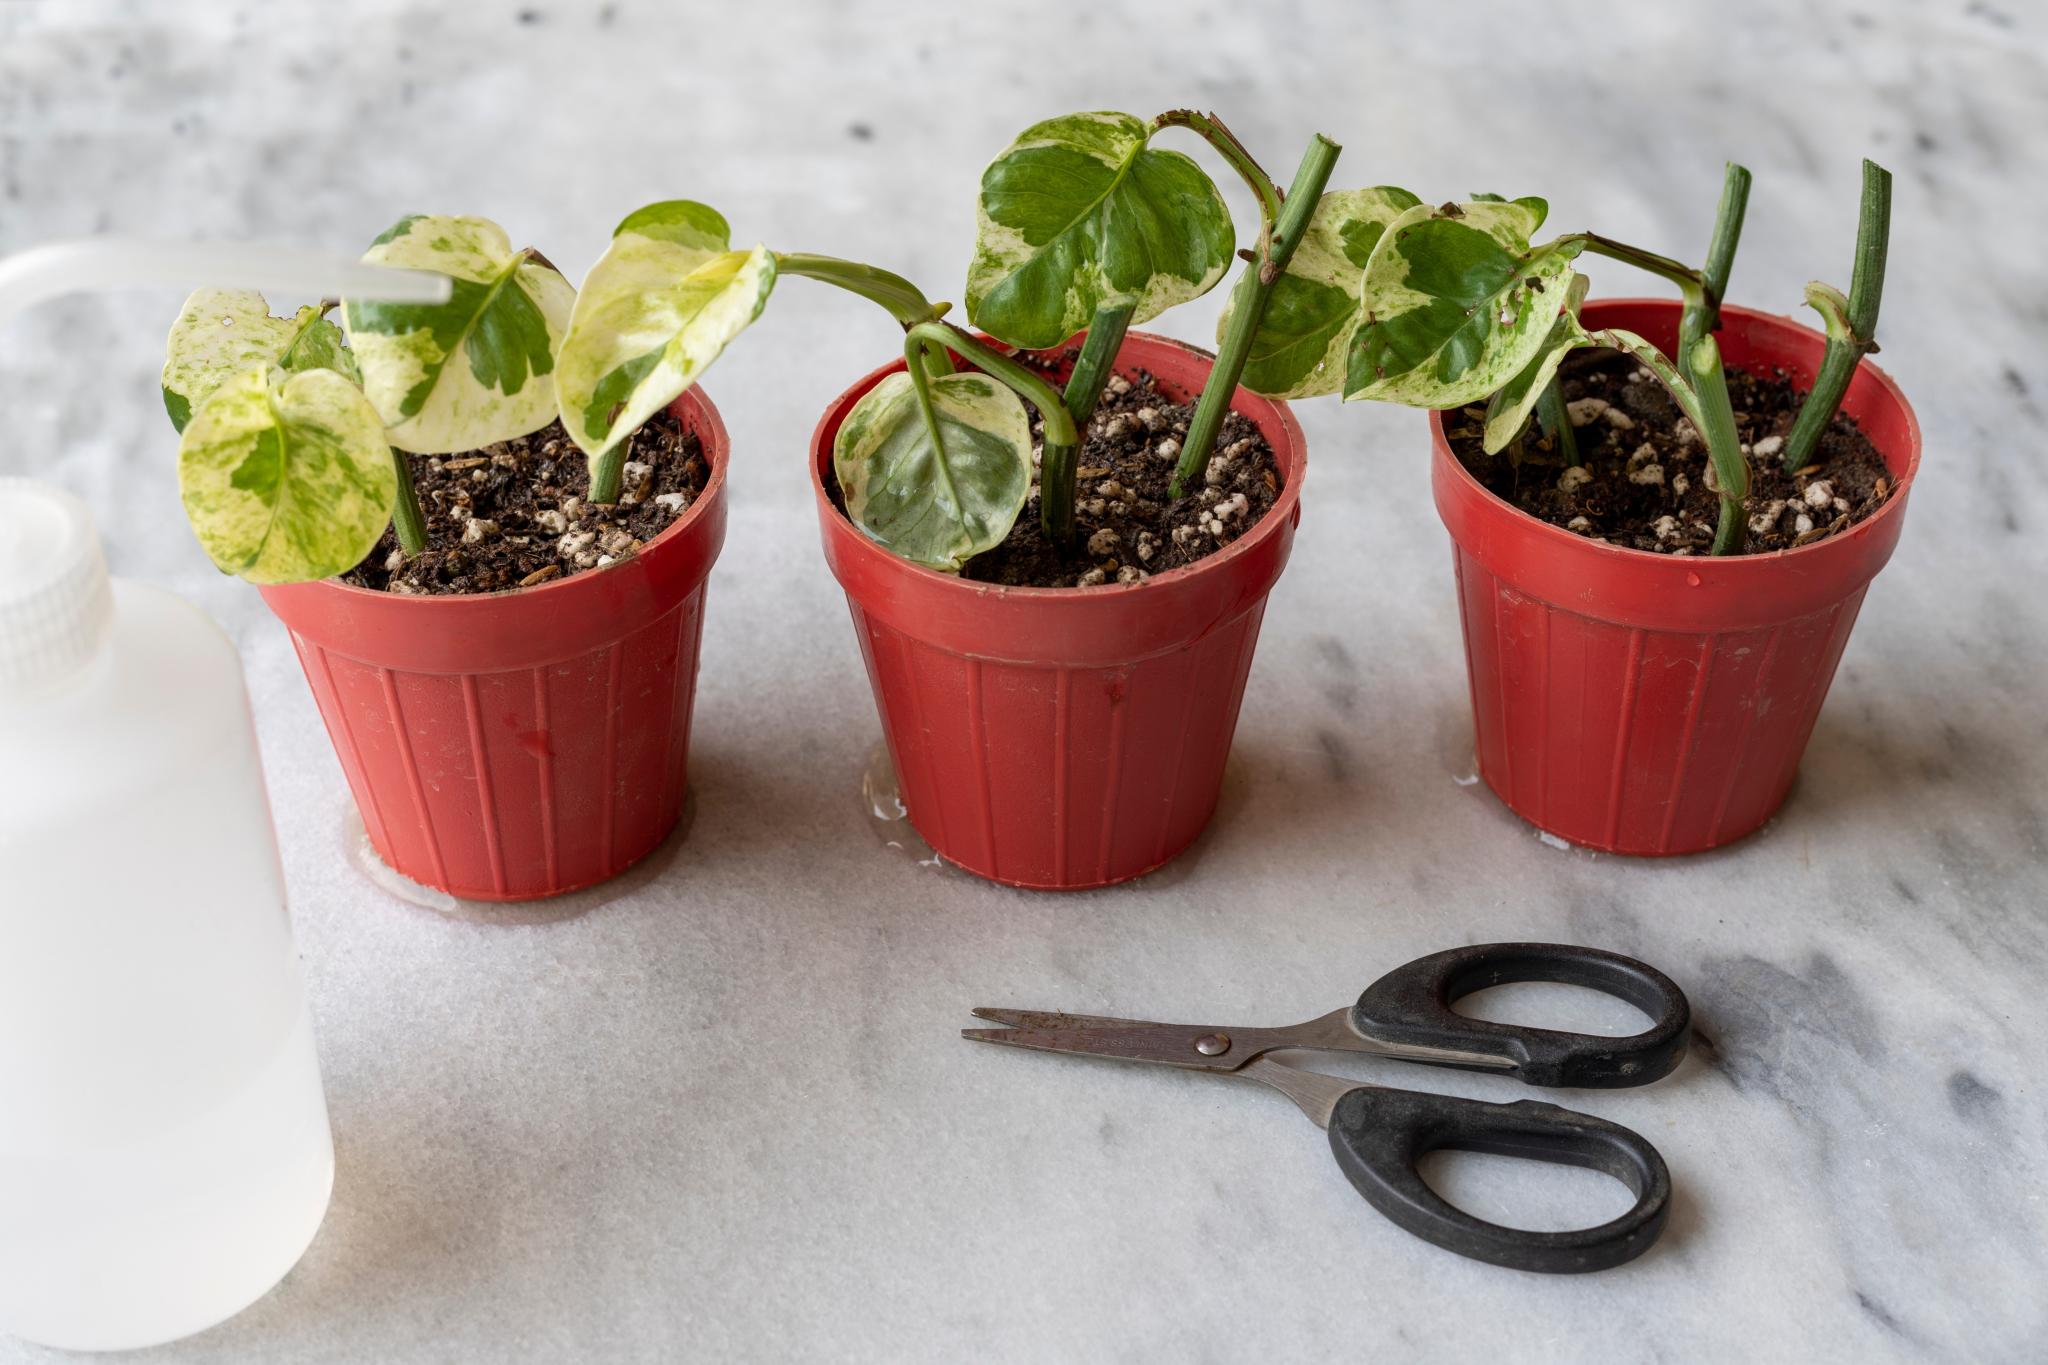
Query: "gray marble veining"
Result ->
[[2, 1, 2044, 1360]]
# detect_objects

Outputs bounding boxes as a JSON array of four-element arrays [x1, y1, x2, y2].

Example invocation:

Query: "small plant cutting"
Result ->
[[554, 110, 1344, 586], [162, 215, 580, 586], [164, 214, 735, 903], [1236, 157, 1914, 857], [1326, 161, 1895, 557]]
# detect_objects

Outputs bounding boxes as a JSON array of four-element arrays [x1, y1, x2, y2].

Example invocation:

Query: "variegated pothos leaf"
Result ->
[[967, 111, 1234, 348], [1483, 274, 1593, 452], [553, 200, 776, 461], [161, 288, 357, 433], [1226, 186, 1422, 398], [1802, 281, 1854, 342], [1345, 197, 1582, 407], [834, 370, 1031, 572], [176, 365, 396, 584], [342, 214, 575, 453]]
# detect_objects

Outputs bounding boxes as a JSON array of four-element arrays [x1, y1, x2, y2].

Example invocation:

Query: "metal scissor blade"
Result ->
[[962, 1011, 1243, 1071], [969, 1007, 1174, 1031]]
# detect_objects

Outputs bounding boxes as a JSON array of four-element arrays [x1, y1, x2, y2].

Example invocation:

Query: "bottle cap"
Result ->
[[0, 478, 114, 697]]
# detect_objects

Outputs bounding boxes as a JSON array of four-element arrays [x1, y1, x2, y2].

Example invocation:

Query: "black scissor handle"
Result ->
[[1351, 942, 1689, 1088], [1328, 1086, 1671, 1273]]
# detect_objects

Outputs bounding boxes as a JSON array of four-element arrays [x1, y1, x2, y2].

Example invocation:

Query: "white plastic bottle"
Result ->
[[0, 479, 334, 1351]]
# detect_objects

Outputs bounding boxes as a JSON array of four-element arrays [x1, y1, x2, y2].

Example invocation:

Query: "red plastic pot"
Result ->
[[811, 331, 1306, 891], [1434, 299, 1921, 855], [260, 391, 728, 901]]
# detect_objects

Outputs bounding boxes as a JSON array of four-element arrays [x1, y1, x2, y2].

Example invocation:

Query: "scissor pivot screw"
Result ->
[[1193, 1033, 1231, 1056]]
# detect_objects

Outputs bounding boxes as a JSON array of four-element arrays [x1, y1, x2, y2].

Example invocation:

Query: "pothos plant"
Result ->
[[551, 110, 1343, 573], [1233, 157, 1892, 556], [161, 214, 573, 582]]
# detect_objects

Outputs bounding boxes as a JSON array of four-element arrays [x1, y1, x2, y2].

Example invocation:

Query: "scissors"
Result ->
[[963, 942, 1690, 1274]]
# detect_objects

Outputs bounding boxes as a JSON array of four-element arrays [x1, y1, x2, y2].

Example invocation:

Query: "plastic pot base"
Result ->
[[338, 790, 697, 925]]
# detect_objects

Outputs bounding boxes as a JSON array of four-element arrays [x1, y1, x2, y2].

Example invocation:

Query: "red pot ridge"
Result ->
[[261, 389, 729, 901], [1433, 299, 1921, 855], [812, 331, 1307, 890]]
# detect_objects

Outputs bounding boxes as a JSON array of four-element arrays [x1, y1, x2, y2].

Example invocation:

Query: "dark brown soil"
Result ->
[[958, 367, 1281, 588], [343, 411, 706, 595], [1445, 349, 1893, 554]]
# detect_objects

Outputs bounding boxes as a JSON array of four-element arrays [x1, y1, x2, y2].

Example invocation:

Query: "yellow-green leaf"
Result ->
[[176, 366, 395, 584], [1346, 198, 1582, 407], [1225, 186, 1421, 398], [342, 214, 574, 454], [1483, 275, 1593, 452], [162, 289, 356, 433], [834, 370, 1031, 572], [553, 200, 777, 466]]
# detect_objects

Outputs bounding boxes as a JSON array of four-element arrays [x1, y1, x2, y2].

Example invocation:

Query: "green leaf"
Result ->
[[161, 289, 356, 434], [833, 370, 1031, 572], [342, 214, 574, 454], [1345, 198, 1583, 407], [176, 366, 395, 584], [1225, 186, 1420, 398], [553, 199, 777, 463], [967, 111, 1234, 348], [1482, 274, 1592, 453]]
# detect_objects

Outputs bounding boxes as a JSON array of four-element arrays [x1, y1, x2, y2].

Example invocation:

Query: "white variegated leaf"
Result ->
[[342, 214, 575, 454], [1345, 197, 1583, 407], [162, 288, 356, 432], [554, 200, 777, 461], [1226, 186, 1421, 398], [967, 111, 1234, 348], [1483, 274, 1593, 452], [834, 370, 1031, 572], [176, 365, 395, 584]]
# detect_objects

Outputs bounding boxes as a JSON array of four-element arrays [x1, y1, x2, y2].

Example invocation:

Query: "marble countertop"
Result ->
[[3, 1, 2044, 1360]]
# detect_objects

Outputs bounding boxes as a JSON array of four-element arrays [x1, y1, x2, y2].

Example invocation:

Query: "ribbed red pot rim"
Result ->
[[808, 331, 1306, 601], [303, 385, 730, 607], [1429, 299, 1922, 572]]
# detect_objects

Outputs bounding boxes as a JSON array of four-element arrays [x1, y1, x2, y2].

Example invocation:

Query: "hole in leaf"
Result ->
[[1455, 981, 1654, 1036], [1417, 1147, 1636, 1233]]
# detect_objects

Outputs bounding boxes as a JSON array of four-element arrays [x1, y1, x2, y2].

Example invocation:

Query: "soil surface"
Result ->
[[959, 366, 1281, 588], [344, 410, 707, 595], [1445, 348, 1892, 555]]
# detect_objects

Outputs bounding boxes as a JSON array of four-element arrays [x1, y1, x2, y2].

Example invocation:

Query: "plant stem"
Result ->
[[1152, 109, 1285, 238], [389, 447, 427, 555], [1781, 158, 1891, 473], [1536, 376, 1578, 464], [1678, 162, 1753, 363], [1588, 327, 1749, 555], [1687, 336, 1750, 556], [1169, 132, 1341, 499], [587, 437, 629, 505], [1063, 304, 1133, 428], [1573, 233, 1708, 314], [902, 320, 1081, 548], [778, 251, 955, 378]]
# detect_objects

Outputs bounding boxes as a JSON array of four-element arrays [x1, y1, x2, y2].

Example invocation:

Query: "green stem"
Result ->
[[1782, 158, 1891, 473], [903, 320, 1080, 548], [1687, 336, 1750, 556], [587, 439, 627, 505], [1677, 162, 1753, 363], [1063, 304, 1133, 429], [1536, 376, 1578, 465], [1572, 233, 1708, 315], [1170, 132, 1342, 498], [780, 251, 954, 380], [1151, 109, 1285, 236], [1588, 327, 1748, 555], [775, 252, 945, 328], [389, 447, 427, 556]]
